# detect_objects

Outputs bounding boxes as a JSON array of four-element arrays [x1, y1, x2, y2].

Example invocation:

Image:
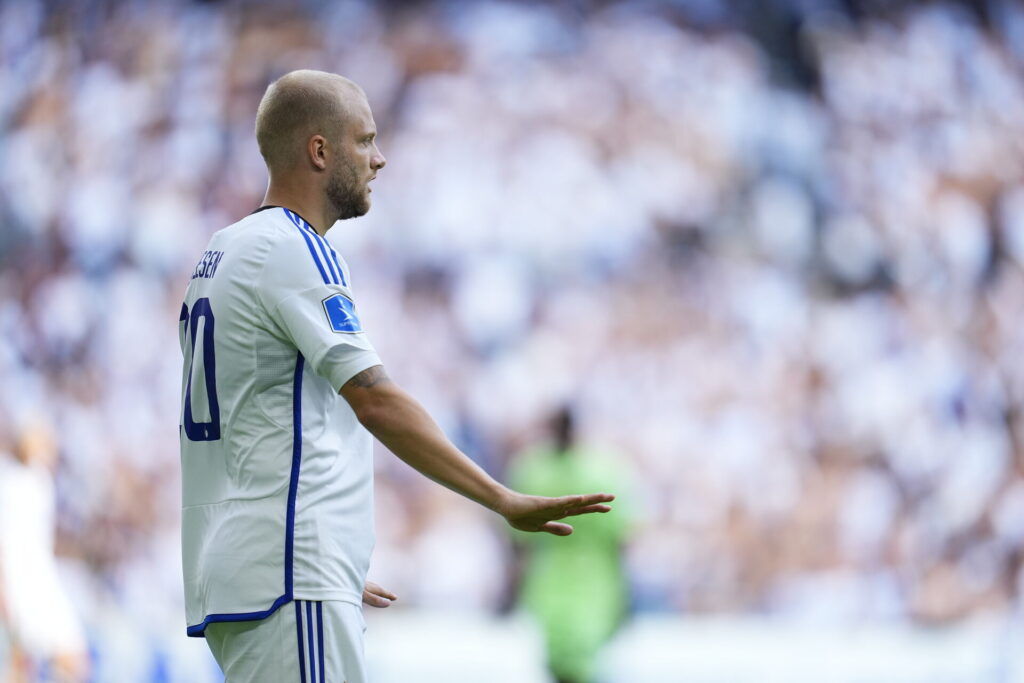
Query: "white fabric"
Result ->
[[179, 208, 381, 634], [0, 457, 86, 656], [205, 599, 367, 683]]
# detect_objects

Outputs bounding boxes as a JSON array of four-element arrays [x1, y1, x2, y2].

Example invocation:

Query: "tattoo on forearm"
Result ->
[[347, 365, 391, 389]]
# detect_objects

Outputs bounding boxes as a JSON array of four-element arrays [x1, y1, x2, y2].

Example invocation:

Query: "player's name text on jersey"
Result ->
[[191, 250, 225, 280]]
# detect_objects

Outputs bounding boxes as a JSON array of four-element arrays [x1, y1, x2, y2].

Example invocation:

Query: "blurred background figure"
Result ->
[[0, 420, 88, 683], [507, 405, 632, 683]]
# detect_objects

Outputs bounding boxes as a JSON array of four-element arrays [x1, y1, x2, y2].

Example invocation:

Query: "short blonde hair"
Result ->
[[254, 70, 361, 170]]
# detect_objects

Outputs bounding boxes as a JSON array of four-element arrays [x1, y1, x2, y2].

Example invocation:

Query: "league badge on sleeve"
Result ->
[[322, 293, 363, 333]]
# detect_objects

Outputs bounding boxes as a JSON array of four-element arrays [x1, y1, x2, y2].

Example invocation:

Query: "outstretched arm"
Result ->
[[340, 365, 614, 535]]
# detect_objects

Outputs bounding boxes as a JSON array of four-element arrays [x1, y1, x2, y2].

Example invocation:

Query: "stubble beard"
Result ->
[[326, 158, 370, 222]]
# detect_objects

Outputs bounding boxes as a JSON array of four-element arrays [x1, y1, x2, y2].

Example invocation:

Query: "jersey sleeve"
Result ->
[[255, 228, 382, 391]]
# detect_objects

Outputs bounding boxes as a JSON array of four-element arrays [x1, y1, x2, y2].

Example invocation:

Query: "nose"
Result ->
[[372, 145, 386, 171]]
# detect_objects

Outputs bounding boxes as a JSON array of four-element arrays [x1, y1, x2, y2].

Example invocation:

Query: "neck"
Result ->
[[262, 178, 333, 236]]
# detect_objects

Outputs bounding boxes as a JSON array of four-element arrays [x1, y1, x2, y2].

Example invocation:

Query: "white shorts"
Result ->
[[205, 600, 367, 683]]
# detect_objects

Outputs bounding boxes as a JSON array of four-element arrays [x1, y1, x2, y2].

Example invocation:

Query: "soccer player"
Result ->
[[178, 69, 615, 683], [508, 406, 633, 683]]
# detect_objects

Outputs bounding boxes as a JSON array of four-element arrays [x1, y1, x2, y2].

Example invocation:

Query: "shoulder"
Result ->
[[199, 209, 291, 263], [227, 208, 294, 246], [219, 209, 314, 275], [264, 211, 349, 288], [251, 210, 352, 305]]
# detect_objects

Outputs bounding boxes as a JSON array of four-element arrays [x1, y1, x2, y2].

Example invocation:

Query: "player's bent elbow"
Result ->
[[352, 400, 388, 433], [341, 368, 415, 438], [345, 387, 402, 435]]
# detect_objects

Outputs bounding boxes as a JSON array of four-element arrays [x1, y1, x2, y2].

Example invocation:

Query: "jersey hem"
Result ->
[[291, 589, 363, 606], [185, 588, 362, 638], [320, 349, 382, 393], [186, 592, 292, 638]]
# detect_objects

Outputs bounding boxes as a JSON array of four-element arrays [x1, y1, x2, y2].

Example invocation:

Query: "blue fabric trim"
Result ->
[[283, 208, 302, 228], [326, 243, 347, 286], [185, 353, 305, 638], [316, 236, 341, 284], [286, 210, 330, 284], [316, 602, 325, 683], [296, 601, 307, 683], [285, 354, 304, 593], [281, 207, 347, 286], [306, 601, 316, 683], [185, 593, 291, 637], [304, 225, 340, 285]]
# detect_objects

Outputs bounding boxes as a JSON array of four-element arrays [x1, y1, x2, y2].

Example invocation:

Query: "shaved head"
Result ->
[[255, 70, 365, 171], [255, 69, 385, 226]]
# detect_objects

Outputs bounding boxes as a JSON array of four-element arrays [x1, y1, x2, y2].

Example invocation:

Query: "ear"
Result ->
[[308, 134, 328, 171]]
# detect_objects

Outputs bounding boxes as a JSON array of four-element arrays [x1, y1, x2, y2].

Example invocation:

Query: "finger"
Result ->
[[564, 504, 613, 516], [362, 590, 392, 608], [365, 581, 398, 601], [541, 521, 574, 536], [546, 493, 615, 512], [542, 494, 583, 510], [370, 586, 398, 601], [576, 493, 615, 505]]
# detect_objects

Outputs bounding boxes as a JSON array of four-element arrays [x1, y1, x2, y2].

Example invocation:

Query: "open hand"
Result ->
[[362, 581, 398, 608], [498, 492, 615, 536]]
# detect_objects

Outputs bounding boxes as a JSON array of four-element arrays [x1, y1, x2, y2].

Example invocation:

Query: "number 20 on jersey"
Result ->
[[180, 297, 221, 442]]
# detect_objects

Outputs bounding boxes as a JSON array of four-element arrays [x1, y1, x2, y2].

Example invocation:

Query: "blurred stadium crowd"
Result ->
[[3, 0, 1024, 674]]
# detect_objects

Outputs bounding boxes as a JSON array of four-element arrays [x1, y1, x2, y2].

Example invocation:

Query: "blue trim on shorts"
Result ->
[[316, 602, 326, 683], [185, 354, 305, 638], [306, 601, 316, 682], [296, 601, 307, 683]]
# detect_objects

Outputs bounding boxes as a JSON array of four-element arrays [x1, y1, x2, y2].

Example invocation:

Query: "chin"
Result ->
[[335, 197, 371, 222]]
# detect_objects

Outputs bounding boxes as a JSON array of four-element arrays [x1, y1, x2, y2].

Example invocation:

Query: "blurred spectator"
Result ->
[[0, 420, 88, 682], [1, 0, 1024, 676]]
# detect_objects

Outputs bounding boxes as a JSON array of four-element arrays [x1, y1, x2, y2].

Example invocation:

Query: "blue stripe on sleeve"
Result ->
[[304, 225, 341, 285], [326, 243, 347, 286], [310, 226, 346, 286], [291, 222, 330, 284], [316, 602, 325, 683], [296, 601, 307, 683]]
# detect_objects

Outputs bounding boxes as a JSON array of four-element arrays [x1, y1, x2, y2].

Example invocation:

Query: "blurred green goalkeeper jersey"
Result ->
[[507, 446, 632, 682]]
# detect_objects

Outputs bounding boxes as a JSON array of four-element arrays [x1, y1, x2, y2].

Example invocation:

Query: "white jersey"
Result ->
[[179, 206, 381, 637]]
